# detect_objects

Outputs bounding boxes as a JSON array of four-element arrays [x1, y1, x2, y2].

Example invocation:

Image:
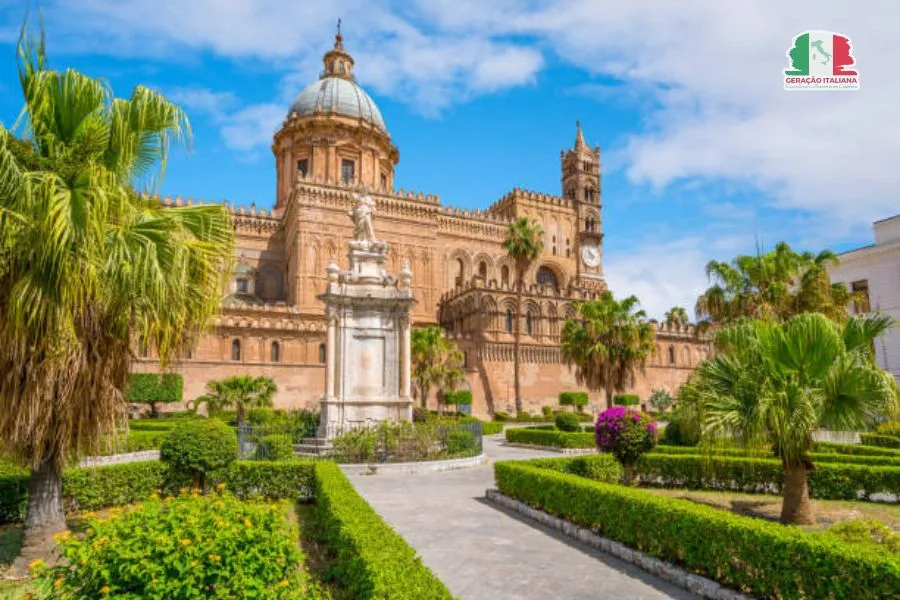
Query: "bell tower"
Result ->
[[561, 121, 605, 290]]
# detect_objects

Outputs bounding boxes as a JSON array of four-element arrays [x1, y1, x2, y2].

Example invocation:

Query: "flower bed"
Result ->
[[505, 426, 595, 449], [634, 454, 900, 501], [494, 458, 899, 599]]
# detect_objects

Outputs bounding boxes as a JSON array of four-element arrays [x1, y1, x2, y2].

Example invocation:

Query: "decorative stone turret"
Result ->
[[316, 193, 415, 439]]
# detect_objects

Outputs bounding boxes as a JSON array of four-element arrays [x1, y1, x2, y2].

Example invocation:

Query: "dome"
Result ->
[[289, 77, 387, 133]]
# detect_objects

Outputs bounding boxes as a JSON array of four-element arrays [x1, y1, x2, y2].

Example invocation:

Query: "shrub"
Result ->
[[815, 441, 900, 457], [877, 421, 900, 437], [222, 461, 315, 501], [861, 433, 900, 448], [412, 406, 430, 423], [44, 490, 321, 598], [310, 462, 453, 599], [97, 430, 168, 456], [505, 427, 595, 449], [330, 421, 478, 463], [493, 411, 510, 422], [126, 373, 184, 417], [248, 407, 279, 425], [208, 409, 238, 426], [63, 461, 169, 512], [254, 434, 295, 461], [128, 419, 189, 432], [826, 518, 900, 554], [652, 445, 900, 467], [542, 406, 553, 419], [648, 388, 674, 411], [494, 460, 900, 599], [595, 407, 658, 481], [443, 390, 472, 406], [160, 419, 238, 488], [480, 421, 503, 435], [522, 454, 622, 483], [612, 394, 640, 406], [554, 412, 582, 432], [661, 414, 700, 447], [446, 430, 477, 456], [633, 454, 900, 500], [0, 460, 28, 524], [559, 391, 588, 409]]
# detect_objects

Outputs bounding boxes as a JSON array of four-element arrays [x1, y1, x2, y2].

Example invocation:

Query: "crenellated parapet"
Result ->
[[216, 301, 326, 334], [152, 194, 281, 235], [487, 187, 576, 218]]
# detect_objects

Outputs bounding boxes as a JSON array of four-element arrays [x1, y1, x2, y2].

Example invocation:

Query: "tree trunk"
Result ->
[[781, 463, 815, 525], [149, 400, 158, 418], [623, 461, 635, 485], [605, 382, 615, 410], [513, 270, 523, 415], [10, 459, 67, 574], [236, 404, 245, 426]]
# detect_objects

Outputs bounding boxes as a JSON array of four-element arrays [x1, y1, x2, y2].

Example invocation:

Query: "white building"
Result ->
[[830, 214, 900, 382]]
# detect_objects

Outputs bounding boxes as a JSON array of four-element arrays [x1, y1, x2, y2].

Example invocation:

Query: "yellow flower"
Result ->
[[81, 559, 88, 566], [101, 586, 111, 594], [208, 554, 221, 562], [279, 579, 289, 587], [150, 491, 160, 499], [216, 483, 226, 491], [28, 559, 46, 573], [54, 577, 64, 588], [181, 539, 192, 546], [53, 530, 72, 543], [244, 519, 252, 528]]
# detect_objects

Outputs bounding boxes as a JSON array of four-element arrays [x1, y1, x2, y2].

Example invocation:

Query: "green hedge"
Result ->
[[310, 461, 452, 599], [442, 390, 472, 406], [63, 461, 169, 512], [494, 460, 899, 599], [518, 454, 622, 483], [221, 461, 315, 501], [559, 391, 588, 408], [634, 454, 900, 500], [126, 373, 183, 404], [128, 420, 187, 432], [613, 394, 640, 406], [0, 460, 28, 523], [505, 427, 595, 449], [97, 430, 168, 455], [480, 421, 503, 435], [815, 441, 900, 457], [652, 445, 900, 467], [861, 433, 900, 449]]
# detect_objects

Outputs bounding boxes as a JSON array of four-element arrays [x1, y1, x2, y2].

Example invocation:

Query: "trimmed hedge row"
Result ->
[[517, 454, 622, 483], [505, 426, 595, 449], [480, 421, 503, 435], [310, 461, 453, 599], [97, 430, 168, 455], [559, 391, 588, 407], [815, 441, 900, 457], [634, 454, 900, 501], [652, 445, 900, 467], [861, 433, 900, 449], [494, 460, 899, 599], [0, 460, 28, 523]]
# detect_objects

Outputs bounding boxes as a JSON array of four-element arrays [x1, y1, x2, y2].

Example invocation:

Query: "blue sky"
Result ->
[[1, 1, 897, 319]]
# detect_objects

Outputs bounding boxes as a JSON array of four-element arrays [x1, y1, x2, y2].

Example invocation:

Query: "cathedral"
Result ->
[[136, 32, 708, 417]]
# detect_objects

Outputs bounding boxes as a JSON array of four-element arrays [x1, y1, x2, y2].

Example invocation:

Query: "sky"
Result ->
[[1, 1, 897, 320]]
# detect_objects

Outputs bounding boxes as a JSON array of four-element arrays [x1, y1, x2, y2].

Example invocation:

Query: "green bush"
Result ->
[[633, 453, 900, 500], [876, 421, 900, 437], [446, 430, 477, 456], [480, 421, 503, 435], [97, 430, 168, 455], [505, 427, 595, 449], [126, 373, 184, 416], [661, 418, 699, 447], [443, 390, 472, 406], [0, 460, 28, 524], [861, 433, 900, 449], [648, 388, 674, 411], [815, 441, 900, 457], [247, 407, 279, 425], [222, 461, 315, 501], [128, 419, 190, 432], [494, 460, 899, 599], [160, 419, 238, 488], [63, 461, 169, 512], [554, 412, 582, 432], [208, 409, 238, 426], [310, 462, 452, 599], [612, 394, 640, 406], [43, 490, 321, 599], [559, 391, 588, 408], [541, 406, 553, 419], [557, 410, 593, 422], [254, 434, 295, 461], [652, 445, 900, 467], [522, 454, 622, 483], [826, 518, 900, 554], [493, 411, 510, 422]]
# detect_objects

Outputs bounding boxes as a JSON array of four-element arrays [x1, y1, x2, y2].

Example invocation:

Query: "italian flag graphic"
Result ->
[[784, 30, 859, 90]]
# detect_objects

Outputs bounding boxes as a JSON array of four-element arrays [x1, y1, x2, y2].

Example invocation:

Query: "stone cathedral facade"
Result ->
[[135, 33, 709, 417]]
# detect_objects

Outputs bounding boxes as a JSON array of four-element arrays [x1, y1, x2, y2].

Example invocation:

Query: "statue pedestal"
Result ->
[[317, 238, 415, 439]]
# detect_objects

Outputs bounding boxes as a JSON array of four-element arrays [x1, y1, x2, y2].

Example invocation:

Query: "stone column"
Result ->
[[325, 311, 337, 399], [400, 316, 411, 399]]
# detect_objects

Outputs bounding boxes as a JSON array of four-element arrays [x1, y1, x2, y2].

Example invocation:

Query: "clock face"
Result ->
[[581, 244, 601, 268]]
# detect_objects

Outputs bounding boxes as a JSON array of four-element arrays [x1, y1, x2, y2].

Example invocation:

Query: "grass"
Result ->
[[0, 525, 30, 600], [642, 487, 900, 531]]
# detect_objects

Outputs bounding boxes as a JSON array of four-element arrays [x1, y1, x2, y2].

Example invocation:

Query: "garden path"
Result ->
[[342, 435, 698, 600]]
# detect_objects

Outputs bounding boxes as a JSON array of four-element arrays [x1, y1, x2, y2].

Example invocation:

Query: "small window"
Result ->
[[271, 341, 280, 363], [501, 265, 510, 286], [231, 339, 241, 361], [341, 159, 355, 184], [381, 173, 387, 191], [236, 278, 249, 294], [478, 262, 487, 279], [851, 279, 870, 313], [505, 309, 514, 333], [525, 313, 534, 336], [297, 159, 309, 177], [337, 61, 344, 73], [668, 345, 675, 365], [583, 161, 590, 172], [318, 343, 327, 364], [455, 258, 465, 287], [536, 266, 558, 290]]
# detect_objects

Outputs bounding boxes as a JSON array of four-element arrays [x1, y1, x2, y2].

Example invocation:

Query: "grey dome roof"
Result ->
[[289, 77, 387, 132]]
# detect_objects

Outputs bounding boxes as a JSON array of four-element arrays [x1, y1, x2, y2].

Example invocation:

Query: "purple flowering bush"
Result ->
[[595, 407, 658, 483]]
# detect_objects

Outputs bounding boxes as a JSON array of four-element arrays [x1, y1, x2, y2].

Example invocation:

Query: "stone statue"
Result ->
[[349, 194, 377, 242]]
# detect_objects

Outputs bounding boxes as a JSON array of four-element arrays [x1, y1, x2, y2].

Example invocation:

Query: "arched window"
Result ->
[[271, 341, 280, 363], [525, 312, 534, 336], [231, 339, 241, 361], [668, 345, 675, 365], [536, 266, 559, 290], [501, 265, 510, 286], [552, 235, 557, 256], [505, 309, 514, 333], [455, 258, 465, 287], [318, 343, 326, 364], [478, 261, 487, 279]]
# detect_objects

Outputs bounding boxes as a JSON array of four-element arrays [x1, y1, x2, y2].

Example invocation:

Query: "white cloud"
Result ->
[[168, 88, 238, 120]]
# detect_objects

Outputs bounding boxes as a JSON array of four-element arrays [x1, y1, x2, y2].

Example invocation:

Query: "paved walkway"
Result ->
[[343, 436, 697, 600]]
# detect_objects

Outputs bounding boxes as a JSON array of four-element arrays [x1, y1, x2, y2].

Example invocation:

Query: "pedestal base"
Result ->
[[317, 397, 413, 439]]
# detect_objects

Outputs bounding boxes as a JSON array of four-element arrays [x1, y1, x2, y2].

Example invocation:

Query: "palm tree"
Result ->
[[560, 293, 657, 409], [693, 313, 898, 524], [201, 375, 277, 425], [502, 217, 544, 414], [0, 29, 234, 569], [411, 326, 465, 411], [664, 306, 689, 329], [696, 242, 854, 327]]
